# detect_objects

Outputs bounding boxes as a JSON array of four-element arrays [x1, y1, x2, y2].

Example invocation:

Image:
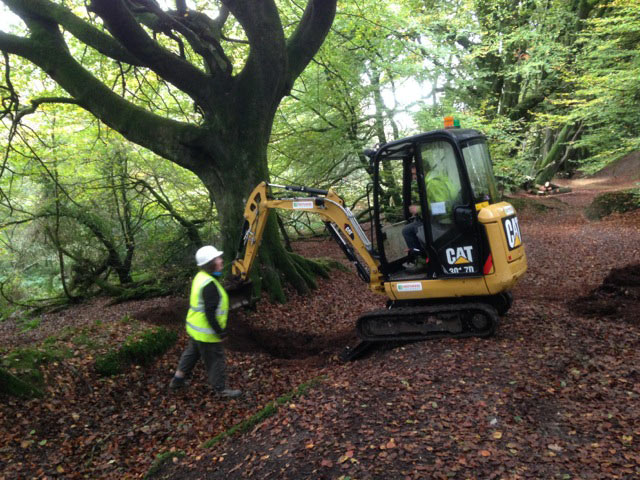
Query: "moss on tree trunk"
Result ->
[[199, 139, 328, 303]]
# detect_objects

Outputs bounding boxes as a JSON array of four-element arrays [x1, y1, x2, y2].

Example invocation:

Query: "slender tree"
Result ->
[[0, 0, 337, 300]]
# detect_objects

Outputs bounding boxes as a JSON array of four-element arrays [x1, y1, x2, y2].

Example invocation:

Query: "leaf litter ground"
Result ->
[[1, 183, 639, 479]]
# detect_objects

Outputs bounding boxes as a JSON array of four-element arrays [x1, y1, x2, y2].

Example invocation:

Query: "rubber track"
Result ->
[[356, 303, 499, 342]]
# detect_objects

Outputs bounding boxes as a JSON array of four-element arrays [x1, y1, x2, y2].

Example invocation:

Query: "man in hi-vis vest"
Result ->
[[169, 245, 241, 398]]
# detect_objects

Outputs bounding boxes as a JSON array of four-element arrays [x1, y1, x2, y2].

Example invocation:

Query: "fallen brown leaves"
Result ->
[[1, 188, 639, 479]]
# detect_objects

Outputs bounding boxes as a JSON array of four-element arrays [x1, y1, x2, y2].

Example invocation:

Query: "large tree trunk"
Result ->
[[196, 130, 321, 302], [534, 124, 572, 184]]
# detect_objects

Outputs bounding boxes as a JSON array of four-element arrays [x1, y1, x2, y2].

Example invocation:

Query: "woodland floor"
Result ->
[[1, 175, 640, 480]]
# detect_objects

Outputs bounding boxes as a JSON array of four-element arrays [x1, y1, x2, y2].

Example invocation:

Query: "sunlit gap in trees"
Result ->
[[381, 77, 442, 133], [375, 33, 449, 135], [0, 4, 22, 31], [157, 0, 219, 18]]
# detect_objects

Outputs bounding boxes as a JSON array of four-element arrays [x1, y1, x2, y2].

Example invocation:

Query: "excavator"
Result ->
[[229, 118, 527, 359]]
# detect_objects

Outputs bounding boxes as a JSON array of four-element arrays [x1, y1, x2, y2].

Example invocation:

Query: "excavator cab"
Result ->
[[366, 124, 526, 312], [372, 128, 497, 281]]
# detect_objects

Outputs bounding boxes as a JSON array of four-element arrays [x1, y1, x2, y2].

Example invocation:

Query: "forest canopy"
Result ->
[[1, 0, 638, 315]]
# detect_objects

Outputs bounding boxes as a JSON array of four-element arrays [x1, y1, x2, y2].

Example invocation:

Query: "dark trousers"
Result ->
[[402, 218, 424, 253], [177, 337, 226, 391]]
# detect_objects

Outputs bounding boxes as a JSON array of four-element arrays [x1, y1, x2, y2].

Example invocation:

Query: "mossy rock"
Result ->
[[585, 189, 640, 220], [0, 345, 70, 398], [0, 368, 44, 398], [95, 327, 178, 376]]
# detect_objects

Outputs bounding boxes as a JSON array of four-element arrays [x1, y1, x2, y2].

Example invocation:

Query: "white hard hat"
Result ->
[[195, 245, 223, 266]]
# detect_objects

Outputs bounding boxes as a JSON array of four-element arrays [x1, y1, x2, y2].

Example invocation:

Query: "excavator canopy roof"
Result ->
[[375, 129, 485, 160]]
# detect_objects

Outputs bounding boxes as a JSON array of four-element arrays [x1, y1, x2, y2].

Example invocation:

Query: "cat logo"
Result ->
[[446, 246, 474, 265], [503, 216, 522, 250]]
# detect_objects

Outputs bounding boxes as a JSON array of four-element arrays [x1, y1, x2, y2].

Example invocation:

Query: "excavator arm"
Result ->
[[231, 182, 384, 291]]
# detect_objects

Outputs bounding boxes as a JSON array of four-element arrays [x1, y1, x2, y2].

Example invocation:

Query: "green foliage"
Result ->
[[69, 326, 103, 350], [585, 189, 640, 220], [0, 122, 210, 305], [18, 316, 41, 333], [566, 0, 640, 167], [270, 1, 423, 225], [2, 0, 639, 303], [94, 326, 178, 376], [0, 302, 19, 323], [410, 0, 638, 186], [0, 368, 44, 398]]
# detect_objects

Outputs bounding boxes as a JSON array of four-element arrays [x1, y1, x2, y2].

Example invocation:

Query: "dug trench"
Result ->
[[132, 299, 357, 362]]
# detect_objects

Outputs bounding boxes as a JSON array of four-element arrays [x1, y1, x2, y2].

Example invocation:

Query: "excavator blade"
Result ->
[[224, 276, 253, 311]]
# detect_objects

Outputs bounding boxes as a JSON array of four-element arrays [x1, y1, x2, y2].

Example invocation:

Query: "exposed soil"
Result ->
[[1, 171, 639, 480], [572, 263, 640, 325], [590, 151, 640, 182]]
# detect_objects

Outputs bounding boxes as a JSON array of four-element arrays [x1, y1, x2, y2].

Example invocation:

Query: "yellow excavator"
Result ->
[[230, 119, 527, 359]]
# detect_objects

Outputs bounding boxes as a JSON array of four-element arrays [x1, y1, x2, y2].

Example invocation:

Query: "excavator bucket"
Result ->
[[224, 275, 254, 311]]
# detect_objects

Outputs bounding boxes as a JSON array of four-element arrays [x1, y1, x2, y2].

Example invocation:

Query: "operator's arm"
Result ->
[[409, 189, 420, 217], [202, 283, 225, 336]]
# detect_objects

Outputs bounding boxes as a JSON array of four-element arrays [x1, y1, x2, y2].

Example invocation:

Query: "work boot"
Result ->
[[169, 376, 187, 390], [407, 248, 423, 260], [403, 262, 425, 274], [403, 256, 428, 274], [216, 388, 242, 398]]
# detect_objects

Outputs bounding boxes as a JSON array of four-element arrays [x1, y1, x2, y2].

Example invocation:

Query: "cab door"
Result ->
[[416, 139, 483, 278]]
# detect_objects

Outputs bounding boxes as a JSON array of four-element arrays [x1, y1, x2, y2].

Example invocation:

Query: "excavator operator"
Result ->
[[402, 160, 459, 270]]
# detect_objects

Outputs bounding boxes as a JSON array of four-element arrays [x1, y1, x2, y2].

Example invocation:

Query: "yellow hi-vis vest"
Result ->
[[185, 271, 229, 343]]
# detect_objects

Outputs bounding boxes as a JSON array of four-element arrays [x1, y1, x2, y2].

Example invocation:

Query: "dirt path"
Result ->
[[1, 178, 639, 479]]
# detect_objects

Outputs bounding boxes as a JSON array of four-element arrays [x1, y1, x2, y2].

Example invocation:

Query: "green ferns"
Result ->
[[95, 327, 177, 376]]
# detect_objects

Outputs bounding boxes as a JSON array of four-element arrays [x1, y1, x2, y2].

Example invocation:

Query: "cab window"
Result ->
[[461, 140, 499, 204], [419, 141, 464, 242]]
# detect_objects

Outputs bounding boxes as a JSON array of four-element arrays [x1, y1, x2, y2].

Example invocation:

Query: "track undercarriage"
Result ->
[[357, 302, 499, 342], [340, 294, 511, 361]]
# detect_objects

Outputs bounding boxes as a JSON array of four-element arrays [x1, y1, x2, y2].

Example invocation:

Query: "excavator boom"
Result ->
[[231, 182, 383, 292]]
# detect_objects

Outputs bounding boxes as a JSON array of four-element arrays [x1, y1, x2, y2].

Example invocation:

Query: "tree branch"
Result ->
[[128, 1, 233, 77], [89, 0, 212, 107], [132, 176, 202, 247], [13, 96, 79, 123], [286, 0, 338, 86], [221, 0, 287, 89], [2, 0, 143, 65], [0, 29, 208, 173]]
